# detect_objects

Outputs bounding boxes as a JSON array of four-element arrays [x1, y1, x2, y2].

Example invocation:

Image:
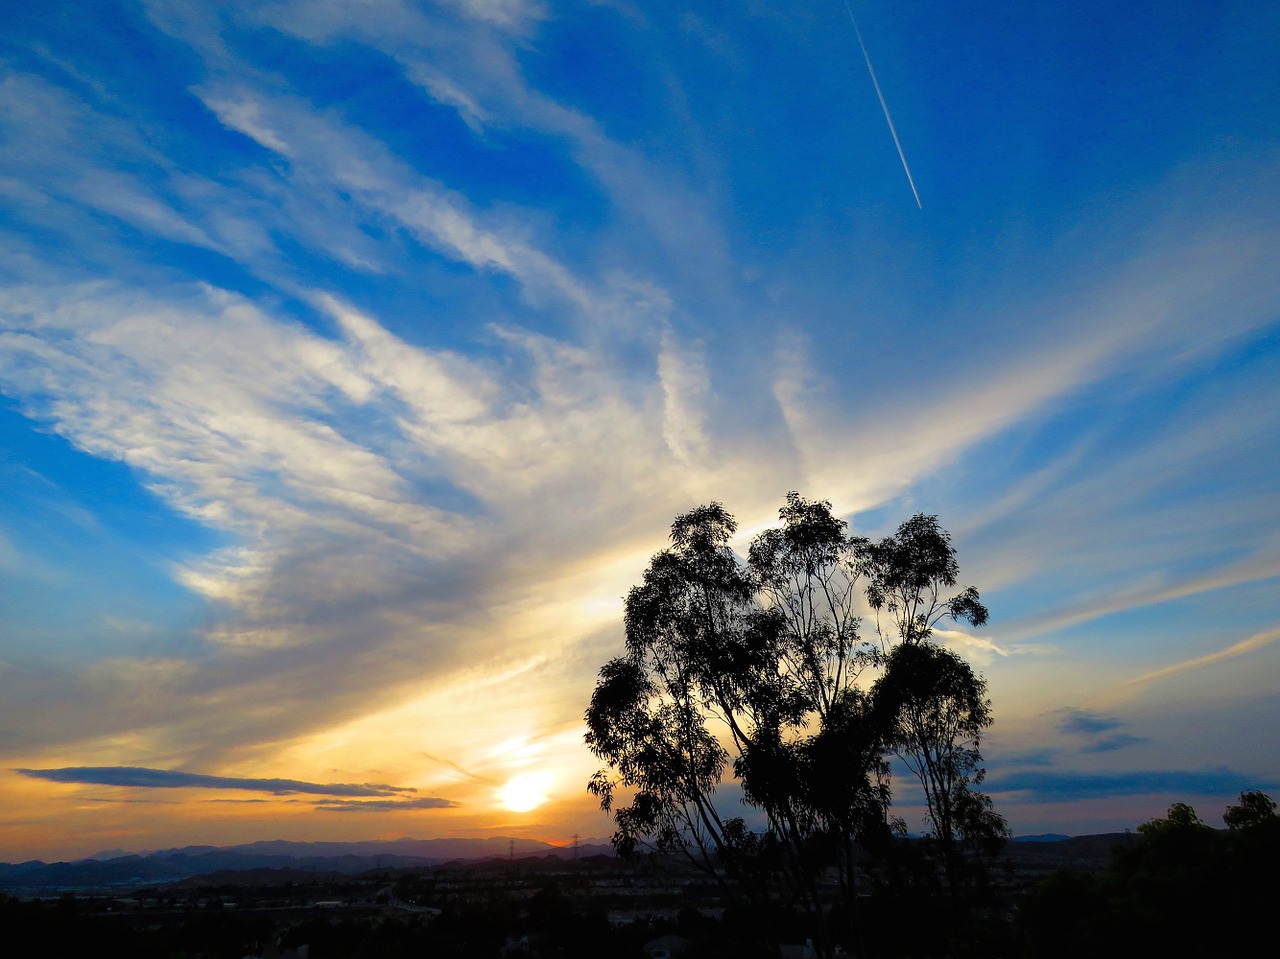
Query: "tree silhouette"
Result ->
[[1019, 793, 1280, 958], [585, 494, 1002, 958], [1223, 789, 1277, 830]]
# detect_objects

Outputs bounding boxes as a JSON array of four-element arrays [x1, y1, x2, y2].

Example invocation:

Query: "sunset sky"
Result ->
[[1, 0, 1278, 863]]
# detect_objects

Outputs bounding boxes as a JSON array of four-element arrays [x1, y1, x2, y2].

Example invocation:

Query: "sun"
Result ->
[[499, 772, 553, 813]]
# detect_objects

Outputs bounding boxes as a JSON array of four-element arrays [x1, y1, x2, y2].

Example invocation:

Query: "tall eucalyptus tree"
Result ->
[[585, 495, 1002, 957]]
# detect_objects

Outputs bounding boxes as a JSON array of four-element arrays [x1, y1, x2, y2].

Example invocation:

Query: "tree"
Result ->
[[1136, 801, 1208, 836], [871, 642, 1006, 900], [1223, 789, 1277, 830], [857, 514, 1007, 910], [857, 513, 988, 650], [584, 494, 1001, 958]]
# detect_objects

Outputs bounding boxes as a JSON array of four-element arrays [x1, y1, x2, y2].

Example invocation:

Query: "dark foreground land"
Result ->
[[3, 817, 1275, 958]]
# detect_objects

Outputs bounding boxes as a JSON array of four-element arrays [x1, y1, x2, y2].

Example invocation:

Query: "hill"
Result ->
[[0, 836, 615, 893]]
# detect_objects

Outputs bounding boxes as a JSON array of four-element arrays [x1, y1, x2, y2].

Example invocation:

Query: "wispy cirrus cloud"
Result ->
[[0, 69, 281, 272], [0, 257, 782, 772], [774, 186, 1280, 523], [315, 796, 458, 812], [240, 0, 737, 303], [1115, 626, 1280, 700], [194, 84, 598, 313]]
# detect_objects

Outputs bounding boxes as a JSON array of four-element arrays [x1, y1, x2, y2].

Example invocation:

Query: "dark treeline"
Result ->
[[2, 794, 1274, 959], [1018, 790, 1279, 958], [0, 880, 623, 959]]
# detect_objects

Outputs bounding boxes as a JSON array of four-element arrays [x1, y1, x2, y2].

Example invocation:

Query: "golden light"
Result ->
[[499, 772, 553, 812]]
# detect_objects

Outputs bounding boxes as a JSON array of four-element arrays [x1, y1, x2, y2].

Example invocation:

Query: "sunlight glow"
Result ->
[[499, 772, 553, 813]]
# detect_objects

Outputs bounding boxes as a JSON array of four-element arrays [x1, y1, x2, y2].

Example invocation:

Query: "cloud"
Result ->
[[439, 0, 547, 33], [243, 0, 736, 302], [0, 70, 283, 272], [1081, 734, 1148, 754], [931, 627, 1030, 663], [657, 325, 712, 466], [314, 796, 459, 812], [195, 83, 597, 312], [992, 749, 1058, 768], [988, 768, 1277, 804], [1117, 626, 1280, 698], [994, 555, 1280, 647], [1052, 708, 1147, 754], [774, 202, 1280, 521], [1055, 707, 1123, 737], [0, 272, 770, 764], [421, 751, 498, 787], [16, 766, 417, 797]]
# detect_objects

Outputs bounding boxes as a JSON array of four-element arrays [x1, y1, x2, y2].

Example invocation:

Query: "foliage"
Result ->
[[858, 513, 988, 647], [873, 644, 1002, 846], [584, 494, 1003, 957], [1135, 800, 1207, 836], [1223, 788, 1277, 829], [1019, 793, 1280, 958]]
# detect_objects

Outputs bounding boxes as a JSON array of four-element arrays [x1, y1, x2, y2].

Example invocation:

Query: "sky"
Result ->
[[0, 0, 1277, 862]]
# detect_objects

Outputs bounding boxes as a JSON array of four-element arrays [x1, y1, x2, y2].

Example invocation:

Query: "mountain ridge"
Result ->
[[0, 836, 616, 892]]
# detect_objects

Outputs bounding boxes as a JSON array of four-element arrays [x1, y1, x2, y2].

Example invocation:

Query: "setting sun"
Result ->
[[499, 773, 553, 813]]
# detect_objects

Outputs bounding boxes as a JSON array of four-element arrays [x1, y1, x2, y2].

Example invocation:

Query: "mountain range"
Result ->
[[0, 836, 614, 893], [0, 832, 1105, 893]]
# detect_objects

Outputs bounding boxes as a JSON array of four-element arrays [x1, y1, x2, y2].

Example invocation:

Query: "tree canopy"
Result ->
[[1223, 788, 1277, 830], [584, 494, 1004, 958], [1019, 793, 1280, 958]]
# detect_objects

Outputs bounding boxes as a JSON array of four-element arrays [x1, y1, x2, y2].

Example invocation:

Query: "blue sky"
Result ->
[[1, 0, 1277, 860]]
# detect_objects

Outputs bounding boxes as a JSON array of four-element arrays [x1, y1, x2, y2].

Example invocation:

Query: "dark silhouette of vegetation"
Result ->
[[584, 494, 1005, 958], [1222, 787, 1276, 830], [1017, 791, 1280, 958], [0, 864, 653, 959], [8, 803, 1272, 959]]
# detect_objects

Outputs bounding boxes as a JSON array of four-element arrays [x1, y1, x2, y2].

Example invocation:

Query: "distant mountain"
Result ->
[[85, 848, 132, 861], [0, 836, 613, 893], [1012, 833, 1072, 843], [221, 837, 551, 859], [8, 833, 1130, 893]]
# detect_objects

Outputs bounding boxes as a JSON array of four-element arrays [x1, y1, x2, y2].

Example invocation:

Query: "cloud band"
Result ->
[[17, 765, 419, 798]]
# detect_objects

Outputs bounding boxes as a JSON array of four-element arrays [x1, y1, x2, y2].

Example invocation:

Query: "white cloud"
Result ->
[[246, 0, 734, 296], [1113, 626, 1280, 701], [440, 0, 548, 32], [197, 83, 597, 312], [657, 326, 711, 465], [0, 274, 769, 763]]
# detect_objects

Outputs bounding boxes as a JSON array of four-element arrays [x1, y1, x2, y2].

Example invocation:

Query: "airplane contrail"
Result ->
[[842, 1, 922, 209], [422, 750, 497, 785]]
